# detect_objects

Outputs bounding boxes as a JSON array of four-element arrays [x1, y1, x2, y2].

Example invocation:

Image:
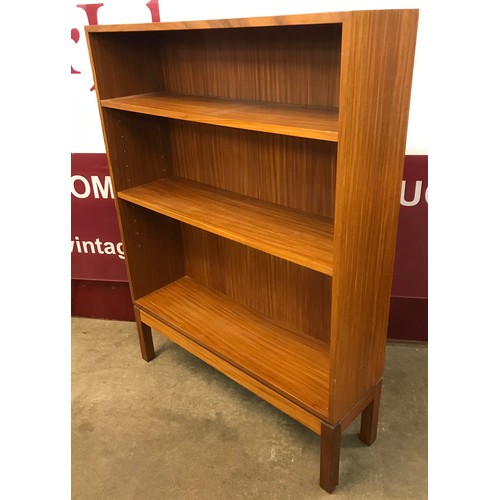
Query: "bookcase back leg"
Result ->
[[359, 380, 382, 445], [320, 421, 341, 493], [134, 306, 155, 361]]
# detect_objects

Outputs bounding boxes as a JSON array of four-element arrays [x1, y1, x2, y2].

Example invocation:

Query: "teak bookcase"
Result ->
[[86, 9, 418, 493]]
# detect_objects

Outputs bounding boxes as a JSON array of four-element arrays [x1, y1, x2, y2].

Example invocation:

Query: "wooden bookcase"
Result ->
[[86, 9, 418, 493]]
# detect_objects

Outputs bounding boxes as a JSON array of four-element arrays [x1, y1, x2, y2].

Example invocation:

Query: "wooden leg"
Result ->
[[359, 380, 382, 445], [320, 421, 341, 493], [134, 306, 155, 361]]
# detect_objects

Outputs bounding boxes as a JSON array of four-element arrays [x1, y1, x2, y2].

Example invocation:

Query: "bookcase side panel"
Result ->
[[118, 202, 185, 300], [87, 31, 165, 99], [86, 31, 181, 302], [329, 10, 419, 422], [102, 109, 173, 192], [99, 109, 182, 300]]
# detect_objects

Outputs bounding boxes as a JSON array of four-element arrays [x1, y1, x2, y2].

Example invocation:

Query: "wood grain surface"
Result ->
[[160, 24, 341, 108], [88, 21, 342, 109], [86, 31, 165, 100], [118, 177, 334, 275], [101, 109, 172, 192], [117, 202, 185, 300], [86, 11, 347, 32], [183, 226, 332, 343], [168, 121, 336, 217], [101, 93, 339, 141], [136, 277, 330, 418], [329, 9, 419, 422]]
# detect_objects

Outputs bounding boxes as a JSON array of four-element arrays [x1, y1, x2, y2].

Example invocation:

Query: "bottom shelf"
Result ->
[[136, 276, 329, 418]]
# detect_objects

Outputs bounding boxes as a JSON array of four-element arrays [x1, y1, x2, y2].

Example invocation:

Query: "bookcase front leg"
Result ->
[[359, 380, 382, 445], [320, 421, 341, 493], [133, 306, 155, 361]]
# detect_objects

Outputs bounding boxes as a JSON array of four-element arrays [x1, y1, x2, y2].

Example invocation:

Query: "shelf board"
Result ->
[[118, 177, 334, 275], [101, 93, 339, 142], [137, 277, 329, 418]]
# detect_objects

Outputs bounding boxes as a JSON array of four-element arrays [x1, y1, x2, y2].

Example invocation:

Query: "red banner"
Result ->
[[392, 155, 428, 298], [71, 153, 127, 281]]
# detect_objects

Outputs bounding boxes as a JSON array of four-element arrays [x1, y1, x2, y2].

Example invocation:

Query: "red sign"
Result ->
[[71, 153, 128, 281], [392, 155, 428, 298]]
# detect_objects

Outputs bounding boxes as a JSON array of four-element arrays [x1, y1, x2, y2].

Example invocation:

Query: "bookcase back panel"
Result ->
[[183, 226, 331, 343], [102, 109, 172, 192], [161, 24, 342, 107], [118, 202, 185, 300], [169, 121, 336, 218], [88, 32, 165, 99]]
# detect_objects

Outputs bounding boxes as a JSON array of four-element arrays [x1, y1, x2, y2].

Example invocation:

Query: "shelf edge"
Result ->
[[101, 97, 339, 142], [117, 180, 334, 276]]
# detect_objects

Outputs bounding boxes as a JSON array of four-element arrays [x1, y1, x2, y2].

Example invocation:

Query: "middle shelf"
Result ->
[[101, 92, 339, 142], [118, 176, 334, 275]]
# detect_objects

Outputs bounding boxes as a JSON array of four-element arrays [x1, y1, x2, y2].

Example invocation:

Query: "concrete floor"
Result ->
[[72, 317, 427, 499]]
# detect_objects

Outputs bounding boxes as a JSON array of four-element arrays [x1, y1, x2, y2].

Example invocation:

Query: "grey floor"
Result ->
[[72, 317, 427, 499]]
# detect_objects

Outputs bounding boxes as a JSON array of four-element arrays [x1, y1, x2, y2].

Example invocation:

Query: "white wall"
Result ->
[[70, 0, 428, 154]]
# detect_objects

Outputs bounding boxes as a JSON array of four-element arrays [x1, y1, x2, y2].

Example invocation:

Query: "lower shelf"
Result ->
[[136, 276, 330, 419]]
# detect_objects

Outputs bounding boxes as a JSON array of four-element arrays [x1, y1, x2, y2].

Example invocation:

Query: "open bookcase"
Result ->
[[86, 9, 418, 493]]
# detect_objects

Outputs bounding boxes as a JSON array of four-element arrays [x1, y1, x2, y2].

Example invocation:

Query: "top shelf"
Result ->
[[101, 93, 339, 142]]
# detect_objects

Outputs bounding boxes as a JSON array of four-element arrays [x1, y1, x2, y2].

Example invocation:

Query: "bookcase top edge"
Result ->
[[85, 12, 350, 33], [83, 9, 416, 33]]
